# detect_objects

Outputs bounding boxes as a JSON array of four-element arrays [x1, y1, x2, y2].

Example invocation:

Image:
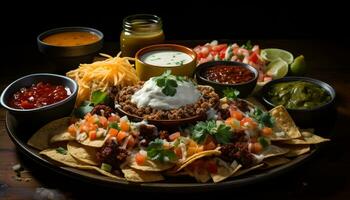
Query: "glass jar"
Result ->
[[120, 14, 165, 57]]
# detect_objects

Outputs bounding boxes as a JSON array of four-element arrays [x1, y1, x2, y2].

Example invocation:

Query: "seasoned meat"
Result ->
[[96, 140, 129, 169], [139, 124, 159, 146], [90, 104, 114, 118], [220, 143, 255, 168], [116, 84, 219, 120]]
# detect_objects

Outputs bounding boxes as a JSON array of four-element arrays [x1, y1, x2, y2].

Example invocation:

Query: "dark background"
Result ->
[[2, 0, 349, 45]]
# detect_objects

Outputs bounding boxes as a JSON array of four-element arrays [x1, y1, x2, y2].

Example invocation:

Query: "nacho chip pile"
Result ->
[[28, 99, 330, 183]]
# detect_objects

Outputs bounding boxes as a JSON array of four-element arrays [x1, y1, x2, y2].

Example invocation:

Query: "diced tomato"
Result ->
[[68, 124, 76, 136], [251, 142, 263, 154], [261, 127, 273, 137], [84, 113, 92, 120], [225, 117, 234, 126], [174, 147, 182, 158], [108, 115, 119, 122], [169, 132, 181, 141], [219, 49, 226, 59], [20, 100, 34, 109], [203, 136, 217, 150], [206, 161, 218, 174], [135, 153, 146, 165], [120, 120, 129, 132], [212, 44, 227, 51], [99, 116, 108, 127], [210, 51, 218, 56], [108, 128, 119, 137], [248, 52, 259, 63], [127, 136, 136, 148], [230, 110, 243, 120], [240, 117, 258, 129], [117, 131, 128, 143], [200, 46, 210, 57], [89, 130, 97, 140]]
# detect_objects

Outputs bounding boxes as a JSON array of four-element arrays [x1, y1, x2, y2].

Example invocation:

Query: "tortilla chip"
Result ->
[[284, 145, 311, 157], [121, 167, 164, 182], [185, 167, 211, 183], [39, 148, 123, 180], [67, 141, 99, 166], [281, 130, 330, 145], [269, 106, 301, 140], [232, 163, 264, 177], [77, 135, 109, 148], [50, 132, 75, 144], [210, 159, 242, 183], [260, 145, 289, 158], [28, 117, 73, 150], [175, 149, 221, 172], [262, 157, 291, 169], [129, 157, 174, 172]]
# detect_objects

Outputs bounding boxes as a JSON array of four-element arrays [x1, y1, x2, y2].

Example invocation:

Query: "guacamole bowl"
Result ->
[[261, 77, 336, 130]]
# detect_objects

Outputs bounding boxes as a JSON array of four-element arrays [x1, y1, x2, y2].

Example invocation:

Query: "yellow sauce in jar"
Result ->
[[120, 14, 164, 57]]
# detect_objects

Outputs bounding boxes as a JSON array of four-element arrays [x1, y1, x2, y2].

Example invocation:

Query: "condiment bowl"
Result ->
[[194, 61, 258, 98], [135, 44, 197, 81], [261, 76, 336, 130], [0, 73, 78, 130], [37, 27, 104, 72]]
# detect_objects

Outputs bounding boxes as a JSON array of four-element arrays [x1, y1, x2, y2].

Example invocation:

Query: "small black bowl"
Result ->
[[0, 73, 78, 131], [194, 61, 258, 97], [37, 27, 104, 73], [261, 77, 336, 130]]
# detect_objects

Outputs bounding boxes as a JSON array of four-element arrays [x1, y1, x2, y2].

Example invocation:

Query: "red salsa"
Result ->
[[9, 82, 70, 109], [203, 65, 254, 84]]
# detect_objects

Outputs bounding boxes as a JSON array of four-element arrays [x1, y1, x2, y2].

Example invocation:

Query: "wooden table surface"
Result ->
[[0, 40, 350, 199]]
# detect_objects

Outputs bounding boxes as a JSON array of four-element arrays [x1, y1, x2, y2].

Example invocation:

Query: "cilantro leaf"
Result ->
[[223, 88, 240, 100], [108, 122, 121, 130], [56, 147, 67, 155], [191, 120, 233, 144], [154, 70, 187, 96], [214, 124, 233, 144], [74, 101, 94, 118], [147, 139, 177, 163], [248, 108, 275, 128], [91, 90, 109, 105], [241, 40, 253, 50]]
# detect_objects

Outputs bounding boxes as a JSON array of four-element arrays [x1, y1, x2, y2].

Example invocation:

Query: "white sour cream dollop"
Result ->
[[131, 78, 201, 110]]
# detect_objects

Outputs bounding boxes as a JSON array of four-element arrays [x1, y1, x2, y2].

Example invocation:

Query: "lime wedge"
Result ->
[[290, 55, 306, 75], [261, 48, 294, 64], [266, 58, 289, 79]]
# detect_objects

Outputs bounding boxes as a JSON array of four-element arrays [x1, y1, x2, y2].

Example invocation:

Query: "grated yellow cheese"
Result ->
[[66, 53, 139, 106]]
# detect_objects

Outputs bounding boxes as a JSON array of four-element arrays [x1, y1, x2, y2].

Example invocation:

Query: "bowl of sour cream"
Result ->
[[135, 44, 197, 81]]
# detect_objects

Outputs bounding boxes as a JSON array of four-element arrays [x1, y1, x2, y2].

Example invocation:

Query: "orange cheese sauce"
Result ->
[[42, 31, 100, 46]]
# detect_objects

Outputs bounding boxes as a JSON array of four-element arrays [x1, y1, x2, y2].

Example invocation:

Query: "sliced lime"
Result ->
[[290, 55, 307, 75], [261, 48, 294, 64], [266, 58, 289, 79]]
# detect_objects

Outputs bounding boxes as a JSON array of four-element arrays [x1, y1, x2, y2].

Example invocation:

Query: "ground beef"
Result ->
[[220, 142, 255, 168], [138, 124, 159, 146], [90, 104, 114, 118], [116, 84, 219, 120], [96, 140, 128, 169], [218, 99, 252, 120]]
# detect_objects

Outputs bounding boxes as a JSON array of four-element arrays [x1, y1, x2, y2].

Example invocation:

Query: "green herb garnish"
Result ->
[[74, 101, 94, 118], [101, 163, 112, 172], [147, 139, 177, 163], [91, 90, 109, 105], [191, 120, 232, 144], [56, 147, 67, 155], [241, 40, 253, 50], [248, 108, 275, 128], [154, 70, 187, 96], [258, 137, 270, 149], [223, 88, 240, 100], [108, 122, 121, 130]]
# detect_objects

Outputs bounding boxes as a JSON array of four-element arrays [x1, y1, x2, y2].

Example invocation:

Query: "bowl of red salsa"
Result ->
[[194, 61, 258, 97], [1, 73, 78, 129]]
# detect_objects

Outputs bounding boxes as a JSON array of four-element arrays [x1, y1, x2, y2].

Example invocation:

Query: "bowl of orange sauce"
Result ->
[[37, 27, 103, 72]]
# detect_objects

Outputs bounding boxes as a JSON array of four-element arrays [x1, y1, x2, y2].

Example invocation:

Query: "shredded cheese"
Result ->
[[66, 53, 139, 106]]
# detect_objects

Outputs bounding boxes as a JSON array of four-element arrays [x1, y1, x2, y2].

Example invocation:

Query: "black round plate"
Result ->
[[5, 111, 317, 192]]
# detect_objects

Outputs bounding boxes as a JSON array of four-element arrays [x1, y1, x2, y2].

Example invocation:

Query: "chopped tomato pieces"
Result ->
[[230, 110, 243, 120], [261, 127, 273, 137], [169, 132, 181, 141], [135, 153, 146, 165], [108, 128, 119, 137], [120, 120, 129, 132], [89, 130, 97, 140], [117, 131, 128, 143]]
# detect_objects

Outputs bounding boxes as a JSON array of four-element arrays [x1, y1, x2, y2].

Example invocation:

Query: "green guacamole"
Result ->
[[267, 81, 331, 109]]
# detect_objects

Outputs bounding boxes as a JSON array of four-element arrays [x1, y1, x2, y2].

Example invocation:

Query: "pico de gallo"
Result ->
[[193, 40, 272, 83]]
